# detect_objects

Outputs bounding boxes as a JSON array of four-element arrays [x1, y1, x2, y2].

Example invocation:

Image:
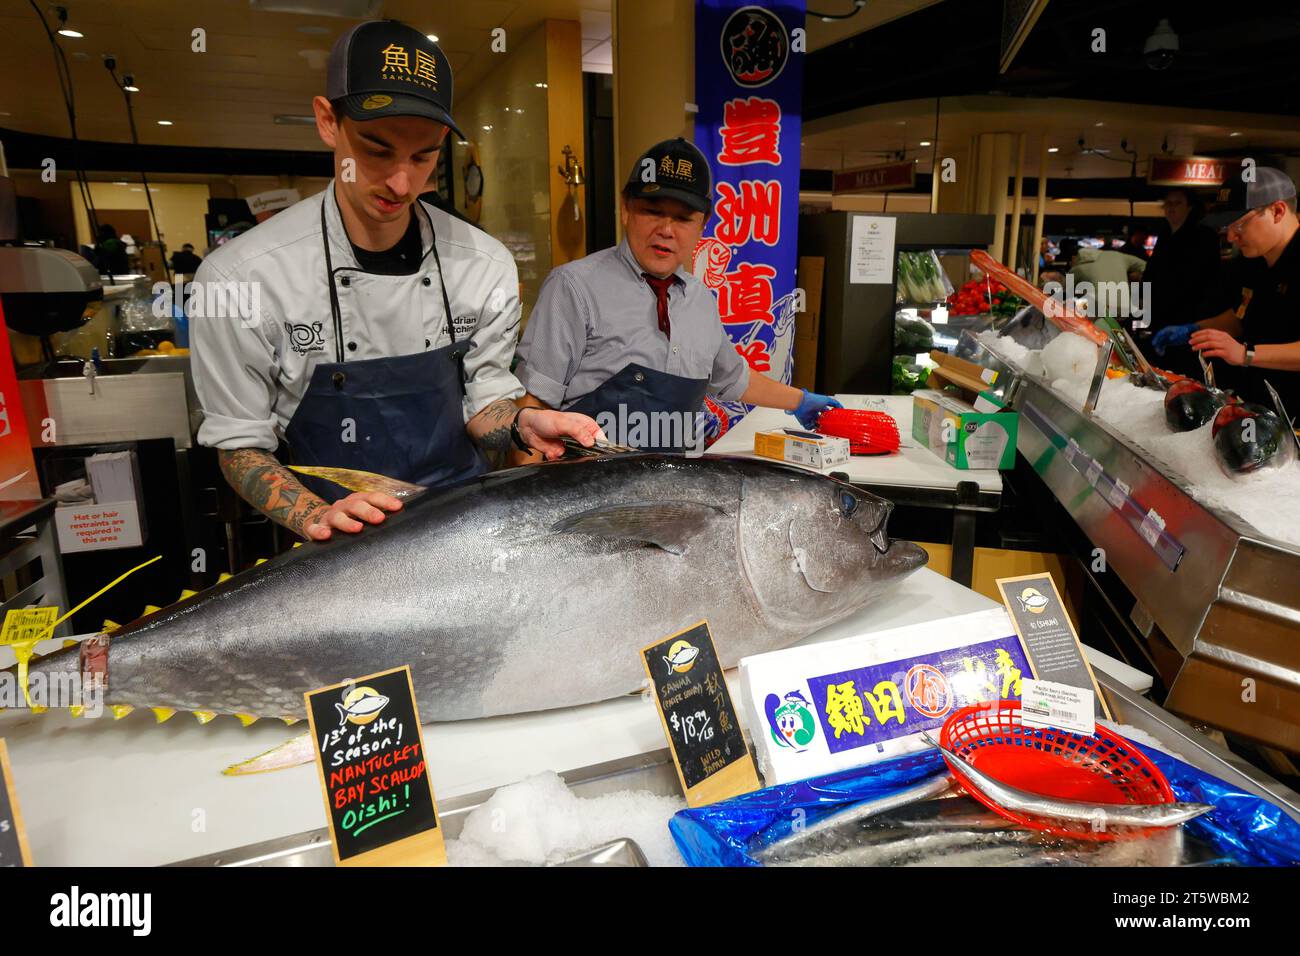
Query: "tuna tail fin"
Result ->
[[288, 466, 425, 500], [223, 732, 314, 775]]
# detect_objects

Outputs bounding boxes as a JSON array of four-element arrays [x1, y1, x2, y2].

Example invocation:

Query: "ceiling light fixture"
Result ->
[[55, 6, 82, 38], [427, 34, 439, 43], [1047, 146, 1059, 153], [123, 75, 139, 93], [919, 140, 931, 147], [1229, 131, 1242, 137], [157, 119, 173, 126]]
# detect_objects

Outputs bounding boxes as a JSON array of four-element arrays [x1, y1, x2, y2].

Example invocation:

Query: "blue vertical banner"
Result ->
[[693, 0, 805, 443]]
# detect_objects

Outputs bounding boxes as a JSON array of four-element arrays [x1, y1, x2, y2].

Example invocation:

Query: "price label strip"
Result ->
[[996, 572, 1112, 722], [305, 666, 445, 867], [641, 621, 758, 808], [0, 739, 32, 866], [1021, 401, 1184, 571]]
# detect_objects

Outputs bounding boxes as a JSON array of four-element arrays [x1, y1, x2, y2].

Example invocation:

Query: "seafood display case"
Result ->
[[961, 334, 1300, 755], [166, 669, 1300, 866], [799, 212, 995, 395]]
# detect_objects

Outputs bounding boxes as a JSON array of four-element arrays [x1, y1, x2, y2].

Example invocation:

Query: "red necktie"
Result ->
[[642, 273, 674, 340]]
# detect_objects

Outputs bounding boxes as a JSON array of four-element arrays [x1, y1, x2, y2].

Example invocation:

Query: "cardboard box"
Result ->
[[792, 256, 825, 391], [754, 428, 850, 470], [912, 388, 1018, 469], [55, 499, 145, 553]]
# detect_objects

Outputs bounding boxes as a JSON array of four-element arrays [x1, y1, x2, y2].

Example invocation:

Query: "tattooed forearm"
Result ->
[[467, 398, 519, 470], [218, 448, 330, 537]]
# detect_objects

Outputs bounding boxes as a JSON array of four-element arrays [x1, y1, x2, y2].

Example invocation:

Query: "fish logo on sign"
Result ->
[[1016, 587, 1051, 615], [904, 664, 952, 719], [335, 685, 389, 727], [662, 639, 700, 674], [764, 690, 816, 752]]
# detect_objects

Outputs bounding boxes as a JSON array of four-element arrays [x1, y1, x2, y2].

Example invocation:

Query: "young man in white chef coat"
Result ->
[[191, 21, 599, 541]]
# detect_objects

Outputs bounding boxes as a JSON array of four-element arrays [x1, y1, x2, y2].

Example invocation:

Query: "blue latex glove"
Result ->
[[790, 389, 842, 430], [1151, 323, 1196, 356]]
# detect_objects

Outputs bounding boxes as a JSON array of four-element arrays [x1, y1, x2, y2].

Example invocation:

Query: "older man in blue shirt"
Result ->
[[516, 138, 838, 452]]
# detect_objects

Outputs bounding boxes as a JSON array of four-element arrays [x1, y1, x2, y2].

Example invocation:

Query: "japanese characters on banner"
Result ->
[[693, 0, 805, 443], [739, 609, 1031, 783]]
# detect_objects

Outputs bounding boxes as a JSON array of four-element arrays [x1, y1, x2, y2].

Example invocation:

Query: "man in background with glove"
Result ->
[[515, 137, 839, 454], [1152, 167, 1300, 418]]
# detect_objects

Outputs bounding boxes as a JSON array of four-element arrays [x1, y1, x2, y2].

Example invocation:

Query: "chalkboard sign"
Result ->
[[0, 740, 32, 867], [641, 621, 758, 806], [304, 666, 445, 866], [996, 573, 1112, 721]]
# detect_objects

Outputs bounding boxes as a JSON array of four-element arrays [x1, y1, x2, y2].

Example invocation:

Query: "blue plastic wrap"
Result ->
[[669, 745, 1300, 867]]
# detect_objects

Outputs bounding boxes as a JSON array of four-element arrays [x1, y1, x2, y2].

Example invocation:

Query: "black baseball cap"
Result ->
[[624, 138, 711, 214], [327, 20, 464, 139], [1203, 167, 1297, 228]]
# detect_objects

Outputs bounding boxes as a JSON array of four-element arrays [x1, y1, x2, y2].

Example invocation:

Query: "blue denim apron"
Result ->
[[284, 195, 487, 500], [564, 363, 708, 452]]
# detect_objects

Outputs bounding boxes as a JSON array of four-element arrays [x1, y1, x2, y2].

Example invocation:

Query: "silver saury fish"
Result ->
[[923, 733, 1213, 829], [17, 455, 926, 723], [759, 794, 1193, 867], [755, 774, 954, 861]]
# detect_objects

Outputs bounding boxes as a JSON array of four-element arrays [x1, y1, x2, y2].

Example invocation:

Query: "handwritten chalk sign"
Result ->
[[996, 573, 1111, 722], [304, 666, 445, 867], [641, 621, 758, 807], [0, 740, 32, 866]]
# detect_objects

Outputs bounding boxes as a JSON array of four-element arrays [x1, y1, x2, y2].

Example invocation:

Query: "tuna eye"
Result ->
[[837, 490, 858, 517]]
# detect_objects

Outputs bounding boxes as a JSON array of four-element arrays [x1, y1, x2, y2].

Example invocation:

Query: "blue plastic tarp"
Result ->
[[669, 745, 1300, 867]]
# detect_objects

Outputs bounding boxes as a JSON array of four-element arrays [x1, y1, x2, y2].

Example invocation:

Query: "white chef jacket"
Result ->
[[190, 183, 525, 451]]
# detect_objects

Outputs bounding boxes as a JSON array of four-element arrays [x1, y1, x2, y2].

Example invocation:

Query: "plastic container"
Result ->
[[938, 699, 1176, 841], [815, 408, 901, 455]]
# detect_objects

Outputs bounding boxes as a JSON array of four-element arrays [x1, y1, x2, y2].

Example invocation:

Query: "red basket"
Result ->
[[938, 699, 1176, 842], [816, 408, 900, 455]]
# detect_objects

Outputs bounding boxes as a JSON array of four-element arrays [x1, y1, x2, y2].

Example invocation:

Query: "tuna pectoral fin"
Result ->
[[551, 500, 725, 555], [222, 732, 314, 776], [288, 466, 425, 500]]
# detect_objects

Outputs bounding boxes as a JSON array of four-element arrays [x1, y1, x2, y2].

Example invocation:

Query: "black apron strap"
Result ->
[[319, 188, 460, 381]]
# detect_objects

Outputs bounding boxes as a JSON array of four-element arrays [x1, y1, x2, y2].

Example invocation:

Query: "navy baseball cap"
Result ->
[[624, 138, 712, 214], [327, 20, 464, 138], [1203, 166, 1297, 228]]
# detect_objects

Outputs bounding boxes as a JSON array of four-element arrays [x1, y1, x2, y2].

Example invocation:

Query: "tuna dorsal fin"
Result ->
[[551, 500, 725, 555], [288, 465, 426, 499]]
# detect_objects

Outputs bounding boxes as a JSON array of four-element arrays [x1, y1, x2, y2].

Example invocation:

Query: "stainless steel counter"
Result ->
[[966, 338, 1300, 754]]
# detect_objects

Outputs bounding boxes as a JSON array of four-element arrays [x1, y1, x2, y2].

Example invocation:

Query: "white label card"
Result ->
[[1139, 507, 1166, 547], [1085, 459, 1103, 488], [849, 215, 897, 285], [1020, 678, 1096, 735], [1065, 438, 1080, 463], [1105, 477, 1131, 511]]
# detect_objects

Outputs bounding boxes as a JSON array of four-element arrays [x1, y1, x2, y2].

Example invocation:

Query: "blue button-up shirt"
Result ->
[[516, 239, 751, 409]]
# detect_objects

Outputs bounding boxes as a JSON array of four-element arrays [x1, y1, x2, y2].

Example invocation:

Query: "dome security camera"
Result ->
[[1144, 18, 1179, 71]]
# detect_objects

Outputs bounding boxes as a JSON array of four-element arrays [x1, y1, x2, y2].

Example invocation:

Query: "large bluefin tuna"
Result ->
[[18, 455, 925, 723]]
